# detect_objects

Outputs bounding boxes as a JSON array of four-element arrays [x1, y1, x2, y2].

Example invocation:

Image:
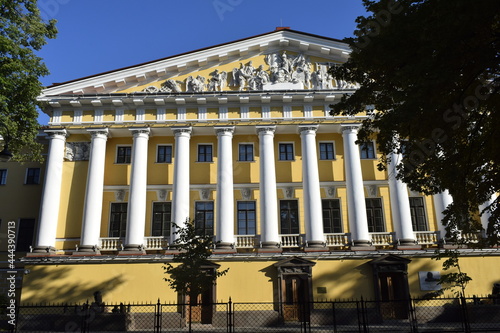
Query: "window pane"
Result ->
[[198, 145, 213, 162], [319, 143, 334, 160], [16, 219, 36, 251], [26, 168, 40, 184], [237, 201, 256, 235], [195, 201, 214, 235], [359, 142, 375, 159], [280, 200, 299, 234], [409, 197, 428, 231], [279, 144, 294, 161], [365, 198, 384, 232], [152, 202, 172, 236], [322, 199, 342, 233], [110, 203, 127, 237], [0, 169, 7, 185], [157, 146, 172, 163], [239, 144, 253, 161], [117, 146, 131, 163]]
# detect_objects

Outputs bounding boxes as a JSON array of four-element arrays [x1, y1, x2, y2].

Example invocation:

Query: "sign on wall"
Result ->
[[419, 271, 442, 291]]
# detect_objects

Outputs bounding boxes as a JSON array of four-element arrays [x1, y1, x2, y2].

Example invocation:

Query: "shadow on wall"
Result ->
[[21, 265, 126, 305]]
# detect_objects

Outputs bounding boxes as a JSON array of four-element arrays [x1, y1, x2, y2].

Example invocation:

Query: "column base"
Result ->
[[213, 242, 236, 254], [73, 245, 101, 255], [118, 244, 146, 255], [28, 246, 57, 255], [261, 241, 280, 249], [304, 241, 329, 252], [350, 240, 376, 251], [396, 239, 421, 250]]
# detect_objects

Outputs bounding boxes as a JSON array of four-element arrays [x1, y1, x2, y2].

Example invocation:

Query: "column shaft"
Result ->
[[79, 129, 108, 252], [123, 128, 150, 251], [341, 125, 371, 246], [34, 129, 67, 253], [299, 125, 325, 247], [257, 126, 280, 247], [433, 190, 453, 240], [171, 127, 192, 241], [215, 127, 235, 248]]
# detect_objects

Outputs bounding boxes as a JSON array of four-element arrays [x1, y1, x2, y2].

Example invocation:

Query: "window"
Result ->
[[0, 169, 7, 185], [237, 201, 256, 235], [157, 145, 172, 163], [280, 200, 299, 234], [279, 143, 294, 161], [110, 203, 127, 237], [359, 141, 376, 159], [25, 168, 40, 184], [152, 202, 172, 236], [319, 142, 335, 160], [322, 199, 342, 233], [198, 145, 213, 162], [16, 219, 36, 252], [409, 197, 428, 231], [195, 201, 214, 236], [238, 144, 254, 161], [365, 198, 384, 232], [116, 146, 132, 164]]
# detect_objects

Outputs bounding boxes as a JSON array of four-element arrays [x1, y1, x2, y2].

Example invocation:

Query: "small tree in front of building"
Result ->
[[163, 220, 229, 304]]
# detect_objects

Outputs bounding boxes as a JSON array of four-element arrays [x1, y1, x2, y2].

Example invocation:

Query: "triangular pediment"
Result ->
[[369, 254, 411, 266], [39, 29, 352, 98], [274, 256, 316, 268]]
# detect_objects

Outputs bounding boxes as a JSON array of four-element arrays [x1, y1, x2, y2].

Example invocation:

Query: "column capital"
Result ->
[[341, 124, 361, 133], [44, 128, 68, 139], [130, 127, 150, 138], [171, 126, 192, 137], [87, 128, 109, 139], [256, 125, 276, 135], [215, 126, 235, 136], [298, 124, 319, 134]]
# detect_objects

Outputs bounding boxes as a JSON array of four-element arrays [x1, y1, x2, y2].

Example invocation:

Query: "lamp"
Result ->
[[0, 122, 12, 162]]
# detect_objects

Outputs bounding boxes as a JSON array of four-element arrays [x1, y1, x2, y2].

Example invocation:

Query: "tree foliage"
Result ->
[[330, 0, 500, 242], [163, 221, 229, 303], [425, 249, 472, 298], [0, 0, 57, 161]]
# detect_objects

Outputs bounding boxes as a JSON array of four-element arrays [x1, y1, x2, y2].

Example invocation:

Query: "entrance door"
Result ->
[[379, 272, 409, 319], [186, 289, 213, 324], [283, 275, 309, 321]]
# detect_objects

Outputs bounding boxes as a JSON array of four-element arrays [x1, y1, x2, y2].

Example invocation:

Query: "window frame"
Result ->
[[0, 169, 7, 185], [409, 197, 428, 231], [237, 201, 257, 235], [359, 141, 376, 159], [151, 201, 172, 236], [194, 201, 214, 236], [25, 168, 40, 185], [197, 144, 213, 163], [109, 202, 128, 238], [365, 198, 385, 232], [278, 142, 295, 161], [318, 141, 335, 160], [116, 145, 132, 164], [16, 218, 36, 252], [238, 143, 254, 162], [156, 145, 173, 163], [322, 199, 342, 233], [279, 199, 300, 234]]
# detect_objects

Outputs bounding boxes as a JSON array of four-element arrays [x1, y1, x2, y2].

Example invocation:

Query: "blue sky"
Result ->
[[36, 0, 367, 124]]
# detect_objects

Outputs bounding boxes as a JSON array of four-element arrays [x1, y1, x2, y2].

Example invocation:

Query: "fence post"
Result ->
[[360, 297, 368, 333], [408, 296, 418, 333], [460, 296, 471, 333], [332, 301, 337, 333], [155, 298, 161, 333], [227, 297, 233, 333]]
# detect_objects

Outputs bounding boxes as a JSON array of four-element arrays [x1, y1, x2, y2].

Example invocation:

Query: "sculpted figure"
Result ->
[[161, 79, 183, 93], [208, 69, 227, 91], [186, 75, 206, 92]]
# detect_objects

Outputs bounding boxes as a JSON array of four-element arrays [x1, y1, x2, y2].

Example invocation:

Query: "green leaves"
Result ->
[[431, 249, 472, 298], [0, 0, 57, 161]]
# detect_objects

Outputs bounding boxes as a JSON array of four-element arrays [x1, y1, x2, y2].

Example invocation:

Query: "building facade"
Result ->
[[1, 29, 499, 309]]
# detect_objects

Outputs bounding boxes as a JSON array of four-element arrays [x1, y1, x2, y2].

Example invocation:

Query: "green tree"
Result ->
[[163, 221, 229, 304], [0, 0, 57, 161], [330, 0, 500, 243]]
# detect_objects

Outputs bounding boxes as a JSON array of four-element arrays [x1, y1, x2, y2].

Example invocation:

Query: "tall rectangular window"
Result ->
[[319, 142, 335, 160], [197, 145, 213, 162], [157, 145, 172, 163], [409, 197, 428, 231], [366, 198, 384, 232], [238, 144, 254, 161], [237, 201, 256, 235], [279, 143, 294, 161], [152, 202, 172, 236], [116, 146, 132, 164], [16, 219, 36, 252], [322, 199, 342, 233], [280, 200, 299, 234], [195, 201, 214, 236], [25, 168, 40, 184], [359, 142, 376, 159], [0, 169, 7, 185], [110, 203, 127, 237]]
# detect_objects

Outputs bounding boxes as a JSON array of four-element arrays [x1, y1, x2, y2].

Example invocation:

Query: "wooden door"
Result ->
[[379, 272, 409, 319]]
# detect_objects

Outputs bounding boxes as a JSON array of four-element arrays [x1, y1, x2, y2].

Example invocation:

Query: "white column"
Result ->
[[299, 125, 325, 247], [171, 127, 192, 241], [479, 195, 496, 234], [33, 129, 67, 253], [123, 128, 150, 251], [257, 126, 280, 248], [388, 151, 416, 246], [79, 128, 108, 252], [433, 190, 453, 240], [215, 127, 235, 248], [341, 125, 371, 246]]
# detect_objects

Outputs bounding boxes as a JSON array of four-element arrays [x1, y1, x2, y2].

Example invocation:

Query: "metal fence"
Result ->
[[2, 296, 500, 332]]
